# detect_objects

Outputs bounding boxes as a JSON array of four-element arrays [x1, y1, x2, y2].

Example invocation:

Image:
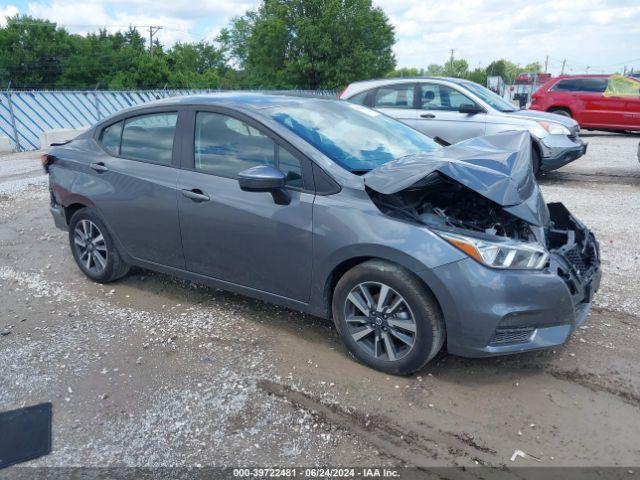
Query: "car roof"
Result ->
[[93, 92, 337, 126], [138, 92, 333, 110], [552, 74, 610, 79], [347, 76, 469, 86]]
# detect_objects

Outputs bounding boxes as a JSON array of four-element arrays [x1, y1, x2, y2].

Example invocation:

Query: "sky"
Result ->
[[1, 0, 639, 75]]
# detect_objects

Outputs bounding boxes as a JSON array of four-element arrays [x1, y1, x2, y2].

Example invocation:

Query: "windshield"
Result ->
[[265, 101, 440, 173], [459, 81, 517, 112]]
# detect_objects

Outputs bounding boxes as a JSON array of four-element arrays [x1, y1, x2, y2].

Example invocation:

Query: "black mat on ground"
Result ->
[[0, 402, 52, 469]]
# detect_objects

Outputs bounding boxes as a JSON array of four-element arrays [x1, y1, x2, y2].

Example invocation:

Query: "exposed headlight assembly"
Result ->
[[437, 230, 549, 270], [535, 121, 571, 136]]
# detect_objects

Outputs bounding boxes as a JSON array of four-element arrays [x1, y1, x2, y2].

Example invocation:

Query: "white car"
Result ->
[[339, 77, 587, 174]]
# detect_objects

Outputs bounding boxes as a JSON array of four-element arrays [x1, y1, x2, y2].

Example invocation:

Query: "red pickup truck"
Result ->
[[530, 75, 640, 132]]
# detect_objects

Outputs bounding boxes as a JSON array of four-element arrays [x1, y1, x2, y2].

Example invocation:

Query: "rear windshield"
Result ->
[[265, 101, 440, 173]]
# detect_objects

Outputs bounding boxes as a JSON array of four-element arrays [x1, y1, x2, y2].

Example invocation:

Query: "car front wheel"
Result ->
[[332, 260, 445, 375], [68, 208, 130, 283]]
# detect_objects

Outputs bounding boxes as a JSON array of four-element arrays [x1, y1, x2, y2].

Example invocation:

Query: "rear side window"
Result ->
[[120, 113, 178, 165], [373, 84, 415, 109], [195, 112, 276, 178], [100, 121, 122, 155], [553, 78, 607, 93]]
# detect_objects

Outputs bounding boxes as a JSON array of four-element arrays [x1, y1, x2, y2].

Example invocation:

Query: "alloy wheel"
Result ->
[[343, 282, 416, 361], [73, 219, 108, 274]]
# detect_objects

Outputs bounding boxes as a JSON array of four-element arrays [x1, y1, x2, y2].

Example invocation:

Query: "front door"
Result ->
[[412, 83, 486, 144], [177, 110, 314, 301]]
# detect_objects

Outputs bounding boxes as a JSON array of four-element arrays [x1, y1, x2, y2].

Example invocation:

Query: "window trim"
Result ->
[[95, 107, 181, 168], [182, 106, 315, 193]]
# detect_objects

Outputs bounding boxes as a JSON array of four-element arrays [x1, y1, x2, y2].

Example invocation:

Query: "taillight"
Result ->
[[337, 86, 348, 99], [40, 154, 54, 173]]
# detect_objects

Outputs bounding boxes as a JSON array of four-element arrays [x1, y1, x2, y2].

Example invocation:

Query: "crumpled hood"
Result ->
[[364, 131, 550, 227]]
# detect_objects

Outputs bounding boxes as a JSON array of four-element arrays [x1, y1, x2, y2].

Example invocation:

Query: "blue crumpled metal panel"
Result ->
[[0, 89, 337, 152]]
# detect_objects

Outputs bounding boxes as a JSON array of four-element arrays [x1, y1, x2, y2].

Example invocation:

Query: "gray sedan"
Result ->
[[339, 77, 587, 174], [44, 94, 600, 375]]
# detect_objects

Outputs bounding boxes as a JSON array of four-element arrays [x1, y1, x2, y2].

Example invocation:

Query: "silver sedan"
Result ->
[[339, 77, 587, 174]]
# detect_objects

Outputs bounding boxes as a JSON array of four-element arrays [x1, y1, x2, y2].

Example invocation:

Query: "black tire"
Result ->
[[68, 208, 130, 283], [332, 260, 445, 375], [548, 108, 572, 118]]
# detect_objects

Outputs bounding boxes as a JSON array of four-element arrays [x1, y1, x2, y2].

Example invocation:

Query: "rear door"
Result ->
[[572, 78, 616, 127], [412, 83, 486, 143], [92, 110, 184, 268], [177, 108, 315, 301]]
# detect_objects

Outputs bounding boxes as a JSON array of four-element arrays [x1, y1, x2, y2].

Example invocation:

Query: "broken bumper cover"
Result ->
[[421, 207, 601, 358], [538, 134, 588, 172]]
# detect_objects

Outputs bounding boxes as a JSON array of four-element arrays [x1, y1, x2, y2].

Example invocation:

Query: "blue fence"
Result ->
[[0, 89, 338, 152]]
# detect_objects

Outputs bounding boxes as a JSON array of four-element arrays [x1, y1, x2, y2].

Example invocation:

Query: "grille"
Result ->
[[489, 327, 535, 346], [565, 247, 589, 273]]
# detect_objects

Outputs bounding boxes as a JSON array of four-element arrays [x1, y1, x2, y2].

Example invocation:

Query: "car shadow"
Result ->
[[118, 269, 563, 382]]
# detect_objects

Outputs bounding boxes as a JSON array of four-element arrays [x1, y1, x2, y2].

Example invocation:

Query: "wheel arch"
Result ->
[[547, 105, 573, 117], [316, 248, 450, 324]]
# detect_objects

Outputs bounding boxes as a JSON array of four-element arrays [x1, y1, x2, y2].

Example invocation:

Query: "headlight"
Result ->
[[536, 121, 571, 136], [437, 230, 549, 270]]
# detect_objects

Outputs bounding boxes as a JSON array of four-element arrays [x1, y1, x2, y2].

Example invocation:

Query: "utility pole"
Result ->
[[560, 59, 566, 75], [148, 26, 163, 55], [623, 65, 627, 75], [449, 49, 455, 65], [586, 66, 590, 74], [544, 55, 548, 73]]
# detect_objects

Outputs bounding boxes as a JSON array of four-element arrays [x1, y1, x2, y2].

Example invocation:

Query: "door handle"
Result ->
[[420, 113, 436, 119], [181, 188, 210, 202], [90, 162, 108, 172]]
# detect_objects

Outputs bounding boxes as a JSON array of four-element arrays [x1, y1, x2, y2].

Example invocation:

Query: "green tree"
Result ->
[[442, 58, 469, 78], [227, 0, 396, 89], [386, 67, 426, 78], [0, 15, 72, 88]]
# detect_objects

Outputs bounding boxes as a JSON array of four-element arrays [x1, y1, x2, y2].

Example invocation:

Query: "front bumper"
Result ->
[[422, 204, 601, 358], [538, 134, 587, 172]]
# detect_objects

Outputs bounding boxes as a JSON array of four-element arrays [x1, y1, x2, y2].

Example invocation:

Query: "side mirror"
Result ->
[[238, 165, 290, 205], [458, 103, 483, 114]]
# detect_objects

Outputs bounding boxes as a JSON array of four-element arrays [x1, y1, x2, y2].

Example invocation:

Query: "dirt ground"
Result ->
[[1, 132, 639, 471]]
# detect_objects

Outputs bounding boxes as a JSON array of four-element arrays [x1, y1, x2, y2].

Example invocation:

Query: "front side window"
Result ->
[[420, 84, 476, 111], [374, 84, 415, 109], [278, 146, 303, 188], [100, 121, 123, 155], [120, 113, 177, 165], [195, 112, 276, 178], [267, 100, 440, 173]]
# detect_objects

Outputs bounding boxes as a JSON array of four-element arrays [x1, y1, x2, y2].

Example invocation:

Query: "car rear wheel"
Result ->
[[332, 260, 444, 375], [68, 208, 130, 283]]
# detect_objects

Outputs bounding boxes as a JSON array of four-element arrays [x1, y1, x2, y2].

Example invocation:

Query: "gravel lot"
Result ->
[[1, 133, 639, 470]]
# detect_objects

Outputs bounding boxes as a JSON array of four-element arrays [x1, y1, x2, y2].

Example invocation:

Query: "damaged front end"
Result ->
[[365, 131, 601, 334]]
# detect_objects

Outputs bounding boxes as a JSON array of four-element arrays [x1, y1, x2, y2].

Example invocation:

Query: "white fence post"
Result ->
[[6, 88, 21, 152]]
